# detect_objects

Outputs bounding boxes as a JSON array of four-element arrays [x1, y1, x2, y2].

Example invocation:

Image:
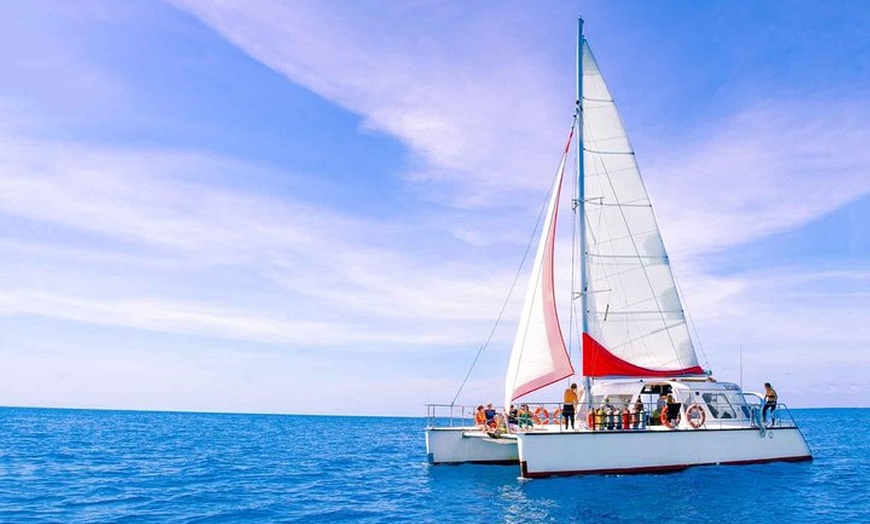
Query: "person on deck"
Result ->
[[762, 382, 778, 424], [518, 404, 533, 430], [601, 397, 615, 429], [508, 405, 518, 425], [474, 405, 487, 429], [484, 403, 497, 428], [632, 397, 645, 428], [652, 394, 667, 425], [562, 383, 579, 430], [664, 393, 680, 425]]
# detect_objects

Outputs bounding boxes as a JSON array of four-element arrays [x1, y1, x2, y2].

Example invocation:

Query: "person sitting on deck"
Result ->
[[517, 404, 533, 430], [474, 405, 487, 429], [488, 413, 507, 437], [484, 403, 497, 428], [508, 405, 518, 425]]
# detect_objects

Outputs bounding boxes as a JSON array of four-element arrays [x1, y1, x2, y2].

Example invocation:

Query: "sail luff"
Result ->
[[577, 18, 594, 407], [503, 126, 575, 410]]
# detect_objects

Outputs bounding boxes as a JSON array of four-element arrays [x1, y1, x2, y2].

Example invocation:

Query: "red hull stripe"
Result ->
[[582, 332, 705, 377], [521, 454, 813, 478]]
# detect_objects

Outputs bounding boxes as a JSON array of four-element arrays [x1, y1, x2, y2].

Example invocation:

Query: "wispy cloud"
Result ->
[[170, 0, 576, 206], [647, 100, 870, 259], [0, 125, 521, 349], [1, 2, 868, 412], [172, 1, 870, 255]]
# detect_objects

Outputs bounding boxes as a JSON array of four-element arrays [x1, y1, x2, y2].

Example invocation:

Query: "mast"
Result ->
[[576, 18, 592, 408]]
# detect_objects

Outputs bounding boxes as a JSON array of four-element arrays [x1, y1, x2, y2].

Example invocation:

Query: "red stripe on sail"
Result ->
[[510, 169, 574, 402], [540, 174, 574, 380], [582, 333, 704, 378], [563, 125, 575, 154]]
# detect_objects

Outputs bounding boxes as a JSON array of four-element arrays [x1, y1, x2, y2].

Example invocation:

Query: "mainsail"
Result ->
[[580, 41, 703, 377], [503, 127, 576, 410]]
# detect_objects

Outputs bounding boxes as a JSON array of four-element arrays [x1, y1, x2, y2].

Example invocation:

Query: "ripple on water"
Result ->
[[0, 408, 868, 523]]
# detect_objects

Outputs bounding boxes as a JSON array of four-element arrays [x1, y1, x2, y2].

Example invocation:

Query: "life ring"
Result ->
[[660, 405, 681, 429], [686, 404, 706, 429], [552, 408, 562, 421], [533, 406, 550, 425]]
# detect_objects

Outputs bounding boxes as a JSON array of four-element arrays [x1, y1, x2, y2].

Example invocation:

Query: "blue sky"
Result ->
[[0, 1, 867, 415]]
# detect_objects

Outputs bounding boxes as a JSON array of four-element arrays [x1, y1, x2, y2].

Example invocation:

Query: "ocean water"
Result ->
[[0, 407, 867, 523]]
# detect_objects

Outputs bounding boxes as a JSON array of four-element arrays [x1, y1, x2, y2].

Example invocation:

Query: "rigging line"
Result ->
[[595, 310, 687, 316], [569, 107, 582, 371], [450, 208, 541, 407], [585, 201, 652, 208], [671, 264, 713, 373], [587, 126, 688, 370], [452, 117, 578, 406], [587, 253, 668, 260], [605, 321, 688, 352], [584, 148, 634, 155], [582, 96, 614, 103]]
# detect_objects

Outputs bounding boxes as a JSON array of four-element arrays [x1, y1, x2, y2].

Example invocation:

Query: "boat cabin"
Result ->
[[588, 379, 758, 429]]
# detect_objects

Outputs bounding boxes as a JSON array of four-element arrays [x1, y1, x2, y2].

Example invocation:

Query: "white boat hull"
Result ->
[[516, 427, 812, 478], [425, 428, 518, 465]]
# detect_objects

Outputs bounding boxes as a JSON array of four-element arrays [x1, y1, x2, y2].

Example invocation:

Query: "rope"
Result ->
[[671, 266, 713, 373]]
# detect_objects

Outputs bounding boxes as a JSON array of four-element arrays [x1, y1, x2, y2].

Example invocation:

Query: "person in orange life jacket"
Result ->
[[474, 405, 487, 429], [562, 383, 579, 429]]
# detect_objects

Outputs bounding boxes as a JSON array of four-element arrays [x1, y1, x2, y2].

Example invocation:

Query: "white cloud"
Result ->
[[171, 1, 870, 259], [647, 101, 870, 259], [0, 129, 523, 349], [170, 0, 575, 206], [2, 3, 868, 412]]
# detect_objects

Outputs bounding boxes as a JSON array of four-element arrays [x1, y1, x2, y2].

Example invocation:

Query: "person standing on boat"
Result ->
[[562, 383, 579, 430], [762, 383, 778, 423]]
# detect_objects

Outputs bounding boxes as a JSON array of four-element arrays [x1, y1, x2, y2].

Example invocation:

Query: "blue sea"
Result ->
[[0, 407, 867, 523]]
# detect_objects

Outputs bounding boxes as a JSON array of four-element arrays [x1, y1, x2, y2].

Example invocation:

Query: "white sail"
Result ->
[[503, 128, 575, 410], [580, 41, 703, 377]]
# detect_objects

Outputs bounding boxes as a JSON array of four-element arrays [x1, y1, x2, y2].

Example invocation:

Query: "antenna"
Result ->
[[739, 343, 743, 389]]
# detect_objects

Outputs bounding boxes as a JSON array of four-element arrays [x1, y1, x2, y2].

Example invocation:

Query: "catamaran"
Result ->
[[425, 19, 812, 478]]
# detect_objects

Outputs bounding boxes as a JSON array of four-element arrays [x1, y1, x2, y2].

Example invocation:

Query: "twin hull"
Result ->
[[425, 428, 519, 465], [426, 427, 811, 478]]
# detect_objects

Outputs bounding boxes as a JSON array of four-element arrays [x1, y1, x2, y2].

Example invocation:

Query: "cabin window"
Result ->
[[701, 393, 738, 419]]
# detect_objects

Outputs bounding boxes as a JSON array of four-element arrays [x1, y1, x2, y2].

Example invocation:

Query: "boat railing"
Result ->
[[426, 400, 800, 431], [514, 402, 566, 430], [425, 404, 478, 428], [748, 402, 800, 429], [512, 402, 646, 432]]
